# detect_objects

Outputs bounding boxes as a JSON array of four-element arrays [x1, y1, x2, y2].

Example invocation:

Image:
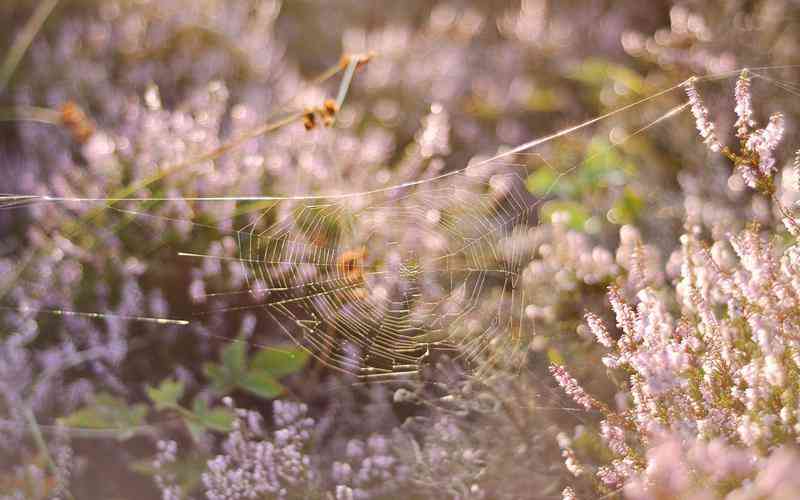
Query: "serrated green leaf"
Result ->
[[250, 346, 310, 378], [146, 378, 184, 410], [239, 370, 284, 399]]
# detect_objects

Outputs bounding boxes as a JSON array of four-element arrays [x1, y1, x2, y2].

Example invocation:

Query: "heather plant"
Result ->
[[3, 1, 800, 499], [548, 72, 800, 498]]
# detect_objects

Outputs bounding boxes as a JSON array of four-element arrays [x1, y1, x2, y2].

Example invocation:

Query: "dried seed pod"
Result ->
[[59, 101, 95, 144], [323, 99, 338, 116], [302, 110, 316, 131], [321, 99, 338, 127]]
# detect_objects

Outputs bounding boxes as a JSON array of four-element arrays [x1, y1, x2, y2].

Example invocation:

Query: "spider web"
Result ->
[[214, 159, 534, 379], [140, 79, 690, 379], [5, 66, 797, 383]]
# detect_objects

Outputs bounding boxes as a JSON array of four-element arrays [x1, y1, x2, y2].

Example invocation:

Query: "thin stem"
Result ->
[[0, 0, 60, 93], [25, 407, 76, 500], [0, 105, 61, 124]]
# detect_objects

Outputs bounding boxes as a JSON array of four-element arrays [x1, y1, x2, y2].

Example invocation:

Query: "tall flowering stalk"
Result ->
[[684, 77, 722, 153], [549, 365, 599, 411], [734, 69, 755, 139]]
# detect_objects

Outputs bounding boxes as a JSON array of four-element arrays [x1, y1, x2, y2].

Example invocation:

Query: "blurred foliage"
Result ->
[[59, 393, 148, 440]]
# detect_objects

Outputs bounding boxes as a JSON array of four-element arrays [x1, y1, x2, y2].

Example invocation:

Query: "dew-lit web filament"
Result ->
[[0, 305, 189, 325]]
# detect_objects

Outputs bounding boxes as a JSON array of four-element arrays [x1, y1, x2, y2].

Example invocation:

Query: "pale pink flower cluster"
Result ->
[[745, 112, 785, 179], [330, 433, 411, 499], [153, 440, 182, 500], [684, 78, 722, 153], [557, 220, 800, 497], [734, 70, 755, 139], [556, 432, 585, 477], [689, 70, 787, 190], [549, 365, 596, 411], [202, 401, 315, 500], [623, 436, 800, 500]]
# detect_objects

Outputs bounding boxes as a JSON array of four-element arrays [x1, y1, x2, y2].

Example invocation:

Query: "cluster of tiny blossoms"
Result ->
[[555, 224, 800, 497], [201, 400, 315, 500], [685, 70, 789, 191], [330, 434, 411, 500]]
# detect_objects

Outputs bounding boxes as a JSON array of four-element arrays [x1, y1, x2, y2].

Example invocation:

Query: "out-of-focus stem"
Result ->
[[25, 407, 76, 500], [0, 105, 61, 124], [0, 0, 60, 93]]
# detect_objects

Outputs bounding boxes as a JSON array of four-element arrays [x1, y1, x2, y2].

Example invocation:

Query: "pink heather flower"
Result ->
[[608, 286, 636, 344], [748, 448, 800, 497], [561, 486, 577, 500], [737, 415, 764, 447], [550, 364, 595, 410], [597, 465, 623, 487], [630, 344, 690, 395], [634, 289, 674, 345], [600, 420, 629, 456], [684, 77, 722, 153], [585, 312, 613, 348], [153, 440, 182, 500], [598, 461, 636, 489], [734, 70, 754, 139], [689, 439, 755, 481], [628, 240, 646, 289], [625, 439, 691, 500], [746, 112, 785, 177], [557, 432, 584, 477]]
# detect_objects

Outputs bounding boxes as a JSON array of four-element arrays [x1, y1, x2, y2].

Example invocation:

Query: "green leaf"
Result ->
[[186, 418, 207, 444], [199, 407, 235, 432], [239, 370, 284, 399], [191, 397, 235, 432], [526, 168, 560, 196], [59, 393, 148, 440], [146, 378, 184, 410], [250, 346, 310, 378], [221, 338, 247, 378], [204, 361, 234, 394]]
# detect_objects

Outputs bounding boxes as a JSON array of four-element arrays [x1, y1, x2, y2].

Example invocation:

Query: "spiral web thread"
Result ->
[[221, 162, 534, 380]]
